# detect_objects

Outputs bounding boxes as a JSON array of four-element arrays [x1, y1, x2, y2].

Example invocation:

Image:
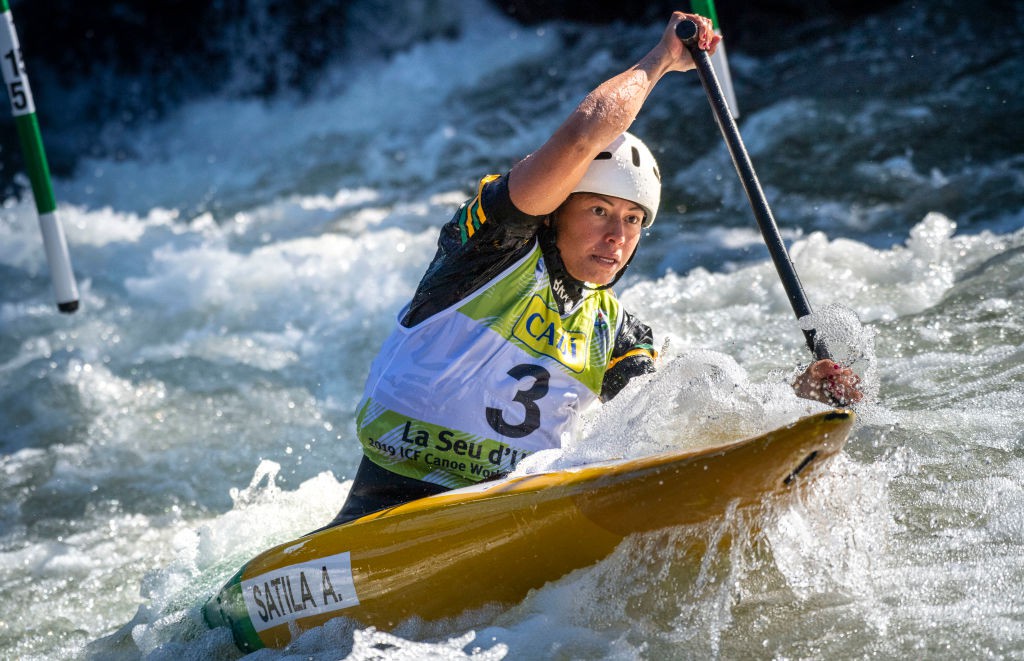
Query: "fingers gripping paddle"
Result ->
[[676, 19, 830, 361]]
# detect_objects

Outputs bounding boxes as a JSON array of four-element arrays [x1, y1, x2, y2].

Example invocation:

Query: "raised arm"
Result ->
[[507, 11, 719, 216]]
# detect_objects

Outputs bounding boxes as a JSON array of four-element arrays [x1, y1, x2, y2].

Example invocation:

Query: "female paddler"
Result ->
[[328, 11, 862, 526]]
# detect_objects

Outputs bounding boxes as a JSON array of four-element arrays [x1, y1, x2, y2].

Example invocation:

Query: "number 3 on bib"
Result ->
[[486, 364, 550, 438]]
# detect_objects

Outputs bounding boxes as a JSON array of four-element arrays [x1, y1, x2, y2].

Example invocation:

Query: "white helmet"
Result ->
[[571, 132, 661, 227]]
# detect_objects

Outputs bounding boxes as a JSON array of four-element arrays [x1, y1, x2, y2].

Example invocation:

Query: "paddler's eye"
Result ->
[[591, 206, 607, 217]]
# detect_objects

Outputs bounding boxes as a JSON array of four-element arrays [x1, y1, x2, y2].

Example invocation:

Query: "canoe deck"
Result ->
[[203, 409, 855, 651]]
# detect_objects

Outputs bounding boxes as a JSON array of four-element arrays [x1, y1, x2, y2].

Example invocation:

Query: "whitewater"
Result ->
[[2, 1, 1022, 659]]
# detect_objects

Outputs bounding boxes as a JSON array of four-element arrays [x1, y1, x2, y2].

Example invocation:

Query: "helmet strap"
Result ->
[[539, 221, 584, 314]]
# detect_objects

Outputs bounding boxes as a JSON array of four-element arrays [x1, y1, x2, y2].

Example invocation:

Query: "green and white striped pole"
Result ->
[[0, 0, 79, 313], [691, 0, 740, 119]]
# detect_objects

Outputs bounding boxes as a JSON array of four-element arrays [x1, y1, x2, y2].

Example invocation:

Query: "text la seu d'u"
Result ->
[[367, 420, 531, 478]]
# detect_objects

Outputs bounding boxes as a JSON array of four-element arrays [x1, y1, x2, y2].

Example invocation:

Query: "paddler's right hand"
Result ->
[[654, 12, 720, 74]]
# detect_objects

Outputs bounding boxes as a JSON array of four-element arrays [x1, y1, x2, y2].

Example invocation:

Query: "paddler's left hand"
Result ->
[[793, 359, 863, 407]]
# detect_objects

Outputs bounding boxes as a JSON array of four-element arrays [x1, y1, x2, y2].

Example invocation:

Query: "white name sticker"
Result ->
[[241, 551, 360, 632]]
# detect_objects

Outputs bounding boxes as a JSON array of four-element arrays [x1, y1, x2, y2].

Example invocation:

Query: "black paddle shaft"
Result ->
[[676, 19, 830, 361]]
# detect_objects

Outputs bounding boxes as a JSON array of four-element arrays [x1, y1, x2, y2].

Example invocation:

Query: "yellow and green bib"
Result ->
[[355, 241, 623, 488]]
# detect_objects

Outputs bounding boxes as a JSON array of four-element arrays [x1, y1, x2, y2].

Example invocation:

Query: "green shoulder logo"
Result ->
[[512, 295, 589, 373]]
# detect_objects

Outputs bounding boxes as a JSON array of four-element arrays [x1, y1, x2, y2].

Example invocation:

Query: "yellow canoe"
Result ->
[[203, 409, 854, 651]]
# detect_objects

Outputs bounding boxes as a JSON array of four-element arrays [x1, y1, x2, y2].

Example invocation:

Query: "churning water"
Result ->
[[2, 1, 1022, 658]]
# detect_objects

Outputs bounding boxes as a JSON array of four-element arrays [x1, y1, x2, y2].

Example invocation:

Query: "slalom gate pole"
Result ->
[[0, 0, 79, 313], [676, 18, 829, 360], [689, 0, 740, 118]]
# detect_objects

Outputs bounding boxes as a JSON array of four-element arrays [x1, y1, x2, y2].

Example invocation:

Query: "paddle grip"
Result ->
[[674, 19, 699, 45]]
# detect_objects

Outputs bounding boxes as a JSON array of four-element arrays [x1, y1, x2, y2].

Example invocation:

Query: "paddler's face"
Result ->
[[553, 193, 644, 286]]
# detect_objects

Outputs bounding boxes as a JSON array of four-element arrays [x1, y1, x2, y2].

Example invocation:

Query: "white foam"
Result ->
[[1, 1, 1022, 657]]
